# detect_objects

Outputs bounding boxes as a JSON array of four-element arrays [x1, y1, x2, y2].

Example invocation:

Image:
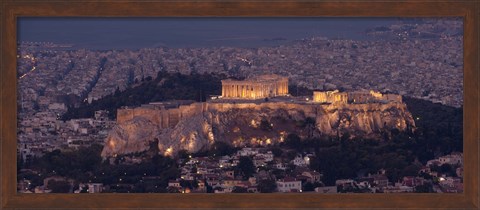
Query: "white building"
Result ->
[[237, 147, 260, 156], [427, 153, 463, 167], [292, 155, 307, 166], [274, 162, 287, 170], [276, 177, 302, 193], [438, 153, 463, 166], [87, 183, 103, 193]]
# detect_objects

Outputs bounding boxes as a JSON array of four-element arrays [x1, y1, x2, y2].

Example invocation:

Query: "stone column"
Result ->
[[236, 85, 239, 98], [257, 84, 260, 98], [258, 85, 261, 98], [260, 84, 265, 97], [257, 85, 260, 98], [261, 84, 263, 98], [239, 85, 242, 98], [233, 85, 236, 98], [265, 84, 268, 97], [240, 85, 243, 98], [243, 85, 246, 97], [244, 85, 247, 98], [251, 85, 254, 98], [224, 84, 227, 97], [233, 85, 238, 98], [276, 83, 279, 95]]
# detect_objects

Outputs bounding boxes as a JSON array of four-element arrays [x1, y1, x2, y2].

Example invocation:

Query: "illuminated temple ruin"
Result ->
[[313, 90, 348, 104], [313, 89, 402, 104], [104, 75, 410, 158], [221, 74, 289, 99]]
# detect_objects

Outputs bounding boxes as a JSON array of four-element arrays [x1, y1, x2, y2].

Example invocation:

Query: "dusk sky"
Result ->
[[18, 17, 399, 50]]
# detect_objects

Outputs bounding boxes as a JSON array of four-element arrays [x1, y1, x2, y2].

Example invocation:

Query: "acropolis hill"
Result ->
[[101, 75, 415, 158]]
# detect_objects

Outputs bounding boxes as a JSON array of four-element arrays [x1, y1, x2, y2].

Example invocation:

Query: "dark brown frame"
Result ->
[[1, 0, 479, 209]]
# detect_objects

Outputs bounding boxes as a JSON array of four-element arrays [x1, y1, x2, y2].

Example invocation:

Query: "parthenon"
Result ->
[[221, 74, 289, 99]]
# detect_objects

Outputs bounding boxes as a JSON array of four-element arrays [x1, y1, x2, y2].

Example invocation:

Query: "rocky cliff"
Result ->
[[101, 101, 415, 158]]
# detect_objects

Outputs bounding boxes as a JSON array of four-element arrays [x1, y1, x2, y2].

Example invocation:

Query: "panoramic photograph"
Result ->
[[16, 17, 463, 194]]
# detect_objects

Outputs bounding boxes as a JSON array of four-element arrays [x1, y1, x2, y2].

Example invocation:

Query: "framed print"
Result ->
[[1, 0, 479, 209]]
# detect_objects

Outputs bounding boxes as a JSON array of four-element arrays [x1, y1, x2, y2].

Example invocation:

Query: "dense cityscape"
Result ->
[[17, 18, 463, 194]]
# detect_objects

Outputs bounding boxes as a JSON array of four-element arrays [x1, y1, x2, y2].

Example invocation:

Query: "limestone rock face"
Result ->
[[101, 102, 415, 158], [316, 103, 415, 137], [101, 117, 159, 157], [156, 114, 214, 156]]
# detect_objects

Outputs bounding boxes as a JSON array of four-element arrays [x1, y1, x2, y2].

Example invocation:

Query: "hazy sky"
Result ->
[[18, 17, 399, 50]]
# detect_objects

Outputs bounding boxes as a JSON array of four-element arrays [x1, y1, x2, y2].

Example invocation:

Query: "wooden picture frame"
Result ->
[[1, 0, 479, 209]]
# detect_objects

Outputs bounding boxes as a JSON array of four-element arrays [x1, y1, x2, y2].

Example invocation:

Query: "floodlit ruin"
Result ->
[[102, 75, 413, 158]]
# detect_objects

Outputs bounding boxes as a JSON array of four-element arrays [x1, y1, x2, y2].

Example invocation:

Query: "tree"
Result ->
[[284, 133, 301, 150], [80, 186, 88, 193], [303, 117, 317, 139], [232, 186, 248, 193], [303, 182, 315, 191], [386, 168, 402, 183], [190, 166, 197, 174], [285, 150, 298, 161], [177, 149, 189, 159], [236, 156, 256, 179], [271, 147, 283, 157], [415, 183, 434, 193], [180, 180, 198, 189], [166, 186, 180, 193], [401, 164, 421, 177], [17, 154, 23, 172], [48, 180, 71, 193], [210, 141, 236, 156], [147, 138, 160, 156], [257, 179, 277, 193], [114, 86, 121, 96], [439, 164, 456, 177], [206, 183, 213, 193], [259, 118, 273, 131]]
